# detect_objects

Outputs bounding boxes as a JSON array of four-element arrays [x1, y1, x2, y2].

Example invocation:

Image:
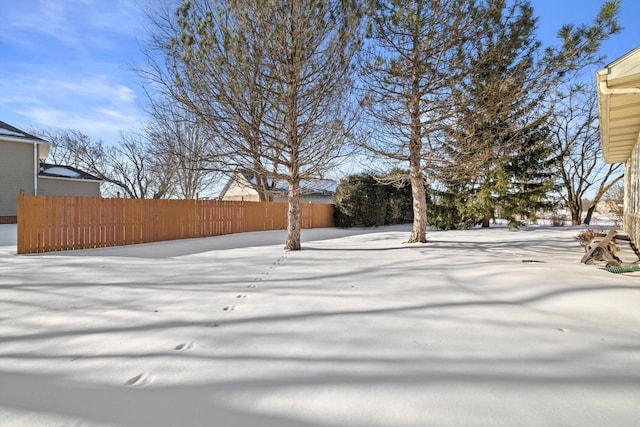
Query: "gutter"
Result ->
[[598, 80, 640, 95], [38, 175, 103, 183]]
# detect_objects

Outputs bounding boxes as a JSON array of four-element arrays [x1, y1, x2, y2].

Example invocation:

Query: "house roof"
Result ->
[[0, 120, 47, 143], [596, 46, 640, 163], [219, 171, 337, 199], [39, 163, 102, 182], [246, 174, 337, 195]]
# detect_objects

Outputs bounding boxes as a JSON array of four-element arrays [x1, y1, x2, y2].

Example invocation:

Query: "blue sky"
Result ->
[[1, 0, 639, 145]]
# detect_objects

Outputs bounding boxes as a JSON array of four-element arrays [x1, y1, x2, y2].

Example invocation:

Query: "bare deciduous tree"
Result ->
[[36, 128, 175, 199], [145, 104, 220, 199], [141, 0, 362, 250], [140, 0, 277, 201], [550, 84, 623, 225]]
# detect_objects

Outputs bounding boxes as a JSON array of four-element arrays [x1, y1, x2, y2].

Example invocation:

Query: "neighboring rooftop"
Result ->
[[245, 174, 337, 196], [39, 163, 102, 181]]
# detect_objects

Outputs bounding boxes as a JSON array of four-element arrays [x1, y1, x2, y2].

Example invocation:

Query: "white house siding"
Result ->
[[596, 47, 640, 247], [222, 177, 261, 201], [306, 197, 334, 204], [0, 140, 35, 217], [223, 193, 332, 204], [221, 173, 336, 204], [272, 195, 333, 204], [37, 177, 101, 198], [624, 142, 640, 245]]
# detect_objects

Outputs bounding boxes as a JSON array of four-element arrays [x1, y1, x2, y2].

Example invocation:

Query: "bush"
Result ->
[[333, 173, 413, 228], [386, 181, 413, 225], [550, 213, 566, 227], [333, 174, 388, 227]]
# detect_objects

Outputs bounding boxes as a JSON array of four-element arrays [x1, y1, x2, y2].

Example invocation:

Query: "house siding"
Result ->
[[37, 177, 101, 198], [0, 140, 35, 216], [222, 176, 261, 201], [221, 173, 335, 204], [624, 142, 640, 245], [272, 195, 333, 204]]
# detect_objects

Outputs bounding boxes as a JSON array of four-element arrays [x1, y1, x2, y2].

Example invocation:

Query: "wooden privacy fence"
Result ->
[[17, 195, 335, 254]]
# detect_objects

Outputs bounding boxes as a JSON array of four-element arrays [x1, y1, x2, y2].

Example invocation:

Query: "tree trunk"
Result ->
[[482, 215, 490, 228], [583, 204, 596, 225], [408, 155, 427, 243], [407, 32, 427, 244], [570, 201, 582, 225], [285, 179, 301, 251], [570, 210, 581, 226]]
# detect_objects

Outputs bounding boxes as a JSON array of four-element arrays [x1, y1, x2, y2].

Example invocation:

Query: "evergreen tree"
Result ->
[[437, 1, 549, 227], [435, 0, 620, 228]]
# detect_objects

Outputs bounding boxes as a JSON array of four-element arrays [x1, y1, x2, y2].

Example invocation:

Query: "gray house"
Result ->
[[0, 120, 101, 223], [38, 163, 102, 197]]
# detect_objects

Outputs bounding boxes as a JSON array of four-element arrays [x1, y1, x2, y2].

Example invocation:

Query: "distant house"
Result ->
[[0, 120, 101, 223], [219, 171, 336, 204], [38, 163, 102, 198], [596, 46, 640, 244]]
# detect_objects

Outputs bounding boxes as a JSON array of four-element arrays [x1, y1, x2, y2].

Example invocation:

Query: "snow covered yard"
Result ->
[[1, 224, 639, 426]]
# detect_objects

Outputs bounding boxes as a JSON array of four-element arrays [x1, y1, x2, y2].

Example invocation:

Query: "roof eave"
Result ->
[[597, 62, 640, 164], [38, 174, 103, 183]]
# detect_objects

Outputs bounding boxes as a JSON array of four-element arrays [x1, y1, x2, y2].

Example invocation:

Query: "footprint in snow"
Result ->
[[236, 294, 247, 299], [223, 305, 236, 311], [124, 373, 152, 387], [174, 341, 195, 351], [247, 284, 257, 288]]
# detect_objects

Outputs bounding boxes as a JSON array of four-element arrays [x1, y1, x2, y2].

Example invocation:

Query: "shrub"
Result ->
[[333, 174, 388, 227], [550, 213, 566, 227], [333, 173, 414, 228]]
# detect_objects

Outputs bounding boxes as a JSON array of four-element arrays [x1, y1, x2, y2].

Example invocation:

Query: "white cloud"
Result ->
[[2, 0, 146, 51], [18, 106, 142, 142], [0, 0, 154, 141], [1, 68, 145, 142], [31, 76, 138, 103], [94, 108, 138, 122]]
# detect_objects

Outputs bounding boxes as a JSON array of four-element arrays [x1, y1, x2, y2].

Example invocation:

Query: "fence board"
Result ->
[[17, 196, 334, 254]]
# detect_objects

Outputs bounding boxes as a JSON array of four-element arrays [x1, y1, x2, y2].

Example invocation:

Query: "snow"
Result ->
[[0, 224, 16, 246], [41, 166, 81, 178], [0, 129, 26, 138], [247, 175, 338, 194], [1, 224, 640, 426]]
